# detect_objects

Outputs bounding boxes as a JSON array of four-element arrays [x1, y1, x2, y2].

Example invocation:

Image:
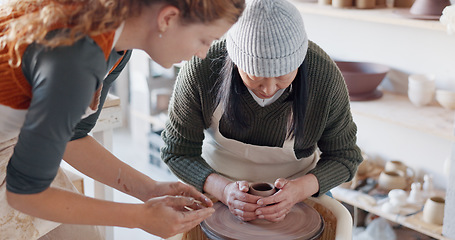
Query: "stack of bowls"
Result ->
[[436, 90, 455, 110], [408, 74, 435, 107]]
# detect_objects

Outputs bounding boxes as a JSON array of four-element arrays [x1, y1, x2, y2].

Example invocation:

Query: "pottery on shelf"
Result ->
[[408, 182, 425, 204], [332, 0, 353, 7], [436, 89, 455, 110], [422, 196, 445, 225], [384, 160, 415, 179], [335, 61, 389, 101], [408, 74, 435, 107], [377, 170, 408, 191], [394, 0, 415, 8], [388, 189, 408, 207], [410, 0, 451, 16], [356, 0, 375, 8]]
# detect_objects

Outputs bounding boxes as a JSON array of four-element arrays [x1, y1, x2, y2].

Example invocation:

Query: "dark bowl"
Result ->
[[335, 61, 389, 101]]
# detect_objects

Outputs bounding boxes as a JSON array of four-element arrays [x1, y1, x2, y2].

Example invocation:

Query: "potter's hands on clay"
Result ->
[[149, 181, 213, 208], [254, 175, 319, 222], [138, 195, 215, 238], [222, 180, 262, 221]]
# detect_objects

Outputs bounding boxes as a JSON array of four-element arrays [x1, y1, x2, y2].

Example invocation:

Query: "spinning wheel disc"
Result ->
[[201, 202, 324, 240]]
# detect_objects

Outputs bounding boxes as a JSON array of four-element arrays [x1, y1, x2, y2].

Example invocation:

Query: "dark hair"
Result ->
[[216, 54, 308, 145]]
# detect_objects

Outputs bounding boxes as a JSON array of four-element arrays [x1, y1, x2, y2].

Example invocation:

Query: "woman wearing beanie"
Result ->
[[162, 0, 362, 223], [0, 0, 244, 239]]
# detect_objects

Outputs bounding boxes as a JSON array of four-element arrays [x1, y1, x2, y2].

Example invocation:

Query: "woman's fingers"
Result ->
[[236, 180, 250, 192], [140, 196, 214, 238], [161, 181, 213, 207], [274, 178, 289, 189], [184, 187, 213, 207], [254, 200, 290, 222]]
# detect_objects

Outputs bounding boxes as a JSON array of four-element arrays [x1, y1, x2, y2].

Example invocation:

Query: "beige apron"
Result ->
[[0, 138, 102, 240], [202, 105, 319, 183]]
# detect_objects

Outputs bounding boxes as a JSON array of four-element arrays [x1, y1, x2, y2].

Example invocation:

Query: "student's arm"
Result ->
[[6, 187, 213, 239], [64, 135, 212, 205]]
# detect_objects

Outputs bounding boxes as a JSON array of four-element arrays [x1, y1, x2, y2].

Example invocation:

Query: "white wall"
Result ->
[[299, 11, 455, 189], [302, 13, 455, 92]]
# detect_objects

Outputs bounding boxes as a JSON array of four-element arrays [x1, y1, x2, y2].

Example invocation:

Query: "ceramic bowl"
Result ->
[[436, 90, 455, 110], [335, 61, 389, 101], [408, 74, 436, 91], [410, 0, 451, 16]]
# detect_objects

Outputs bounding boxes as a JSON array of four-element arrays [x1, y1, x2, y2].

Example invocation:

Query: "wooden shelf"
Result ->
[[290, 0, 446, 32], [332, 187, 449, 240], [349, 91, 455, 141]]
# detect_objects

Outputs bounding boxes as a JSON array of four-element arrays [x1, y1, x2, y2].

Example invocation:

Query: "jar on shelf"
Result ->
[[332, 0, 353, 8], [394, 0, 415, 8], [318, 0, 332, 5], [356, 0, 375, 8]]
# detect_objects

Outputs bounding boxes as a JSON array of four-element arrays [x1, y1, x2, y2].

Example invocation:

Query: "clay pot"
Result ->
[[356, 0, 376, 8], [410, 0, 451, 16], [376, 0, 386, 7], [423, 196, 445, 225], [248, 182, 277, 197], [248, 182, 277, 224], [377, 171, 408, 191], [332, 0, 353, 8], [395, 0, 415, 7], [384, 160, 415, 179], [318, 0, 332, 5]]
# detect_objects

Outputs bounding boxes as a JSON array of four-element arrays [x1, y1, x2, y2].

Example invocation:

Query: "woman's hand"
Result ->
[[137, 195, 215, 239], [221, 181, 261, 221], [253, 174, 319, 222], [148, 181, 213, 208]]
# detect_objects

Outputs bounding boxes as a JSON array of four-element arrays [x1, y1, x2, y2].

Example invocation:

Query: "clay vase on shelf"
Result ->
[[332, 0, 353, 8], [318, 0, 332, 5], [423, 196, 445, 225], [377, 171, 408, 191], [384, 160, 415, 180], [394, 0, 415, 7], [356, 0, 376, 9], [410, 0, 451, 16]]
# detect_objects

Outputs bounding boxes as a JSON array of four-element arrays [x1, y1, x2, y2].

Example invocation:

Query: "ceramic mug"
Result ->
[[385, 160, 415, 180], [377, 170, 408, 191], [248, 182, 277, 197], [423, 196, 445, 225], [408, 74, 435, 107]]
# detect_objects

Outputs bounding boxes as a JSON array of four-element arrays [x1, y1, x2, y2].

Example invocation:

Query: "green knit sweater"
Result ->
[[161, 39, 362, 196]]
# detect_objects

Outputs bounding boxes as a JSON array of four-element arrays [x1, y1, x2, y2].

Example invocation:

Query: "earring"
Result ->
[[159, 33, 162, 38]]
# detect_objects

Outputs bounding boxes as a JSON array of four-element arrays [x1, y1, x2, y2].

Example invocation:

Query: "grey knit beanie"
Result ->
[[226, 0, 308, 77]]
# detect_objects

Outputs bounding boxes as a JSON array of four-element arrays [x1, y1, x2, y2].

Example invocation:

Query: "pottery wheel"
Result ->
[[201, 202, 324, 240]]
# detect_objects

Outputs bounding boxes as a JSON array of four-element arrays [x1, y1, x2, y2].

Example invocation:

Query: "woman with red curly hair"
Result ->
[[0, 0, 244, 239]]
